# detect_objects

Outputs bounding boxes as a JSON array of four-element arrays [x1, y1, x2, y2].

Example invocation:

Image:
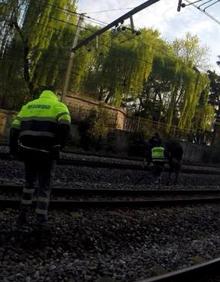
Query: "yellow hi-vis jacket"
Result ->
[[10, 90, 71, 157]]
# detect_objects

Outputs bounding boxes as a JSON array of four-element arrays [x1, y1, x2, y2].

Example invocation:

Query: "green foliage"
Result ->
[[0, 0, 77, 106], [78, 108, 111, 150], [172, 32, 210, 69], [88, 108, 110, 140], [0, 3, 215, 143]]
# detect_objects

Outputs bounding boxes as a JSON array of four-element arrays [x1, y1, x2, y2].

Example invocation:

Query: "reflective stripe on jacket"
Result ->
[[151, 146, 165, 161]]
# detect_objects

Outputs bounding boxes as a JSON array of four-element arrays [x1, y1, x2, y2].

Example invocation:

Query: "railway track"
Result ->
[[2, 184, 220, 209], [138, 257, 220, 282], [0, 150, 220, 175]]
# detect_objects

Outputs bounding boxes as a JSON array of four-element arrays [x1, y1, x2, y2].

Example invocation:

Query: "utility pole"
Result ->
[[61, 14, 84, 101]]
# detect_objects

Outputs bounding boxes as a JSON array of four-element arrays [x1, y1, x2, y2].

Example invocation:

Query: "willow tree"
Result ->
[[98, 28, 159, 107], [0, 0, 77, 108], [151, 52, 184, 129], [135, 33, 213, 136], [78, 29, 112, 100], [63, 25, 112, 97], [0, 0, 29, 108], [21, 0, 77, 94], [178, 69, 210, 130], [136, 39, 182, 124], [193, 87, 215, 132], [0, 0, 26, 55]]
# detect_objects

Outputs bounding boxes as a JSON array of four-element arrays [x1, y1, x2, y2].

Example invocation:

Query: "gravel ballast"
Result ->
[[1, 153, 220, 281], [1, 205, 220, 282], [1, 159, 220, 187]]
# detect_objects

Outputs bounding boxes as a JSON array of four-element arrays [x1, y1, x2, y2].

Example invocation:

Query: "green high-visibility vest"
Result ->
[[151, 146, 165, 160]]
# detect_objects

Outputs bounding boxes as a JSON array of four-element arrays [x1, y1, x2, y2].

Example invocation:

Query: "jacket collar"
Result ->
[[40, 90, 58, 100]]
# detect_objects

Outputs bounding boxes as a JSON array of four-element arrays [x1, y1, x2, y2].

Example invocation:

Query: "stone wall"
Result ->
[[65, 95, 126, 129], [0, 109, 16, 141]]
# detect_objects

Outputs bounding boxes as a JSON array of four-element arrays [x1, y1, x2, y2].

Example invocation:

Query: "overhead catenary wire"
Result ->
[[1, 9, 208, 72], [198, 0, 219, 9], [183, 0, 220, 25], [203, 0, 220, 11], [1, 1, 209, 76], [78, 8, 135, 14], [0, 22, 199, 72], [72, 0, 160, 53], [0, 0, 107, 29], [38, 0, 109, 27], [183, 0, 217, 7], [0, 0, 140, 42]]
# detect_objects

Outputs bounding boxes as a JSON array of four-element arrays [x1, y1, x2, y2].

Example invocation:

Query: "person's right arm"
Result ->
[[9, 107, 24, 156]]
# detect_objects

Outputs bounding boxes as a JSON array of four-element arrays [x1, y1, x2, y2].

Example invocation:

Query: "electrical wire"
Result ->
[[203, 0, 220, 11], [198, 0, 218, 9], [198, 0, 214, 8], [0, 0, 107, 28], [77, 8, 134, 14], [184, 0, 220, 26], [1, 1, 210, 75], [0, 23, 206, 73], [39, 0, 108, 27]]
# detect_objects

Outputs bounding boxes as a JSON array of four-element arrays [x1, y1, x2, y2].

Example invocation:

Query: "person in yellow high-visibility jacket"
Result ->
[[150, 135, 166, 185], [9, 86, 71, 227]]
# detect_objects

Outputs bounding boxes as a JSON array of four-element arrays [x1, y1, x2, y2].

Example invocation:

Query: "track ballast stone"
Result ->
[[1, 205, 220, 282], [1, 159, 220, 187]]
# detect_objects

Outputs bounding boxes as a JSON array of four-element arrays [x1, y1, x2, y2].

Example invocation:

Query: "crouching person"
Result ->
[[9, 86, 71, 228]]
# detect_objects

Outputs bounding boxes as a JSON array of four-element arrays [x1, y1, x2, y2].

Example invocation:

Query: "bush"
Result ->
[[78, 108, 111, 151]]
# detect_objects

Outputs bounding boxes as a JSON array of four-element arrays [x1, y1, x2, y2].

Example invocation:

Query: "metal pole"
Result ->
[[61, 14, 84, 101]]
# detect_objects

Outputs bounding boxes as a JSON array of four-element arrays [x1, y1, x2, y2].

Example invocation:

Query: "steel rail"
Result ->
[[0, 151, 220, 174], [1, 184, 220, 197], [58, 159, 220, 175], [138, 257, 220, 282], [0, 143, 216, 166], [2, 192, 220, 209], [0, 144, 220, 174]]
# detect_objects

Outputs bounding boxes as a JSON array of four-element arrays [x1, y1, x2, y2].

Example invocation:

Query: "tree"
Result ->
[[99, 28, 159, 107], [0, 0, 77, 108], [207, 70, 220, 117], [172, 32, 210, 69]]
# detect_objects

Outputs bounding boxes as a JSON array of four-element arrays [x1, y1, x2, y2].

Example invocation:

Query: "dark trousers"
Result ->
[[152, 161, 165, 183], [20, 155, 55, 221]]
